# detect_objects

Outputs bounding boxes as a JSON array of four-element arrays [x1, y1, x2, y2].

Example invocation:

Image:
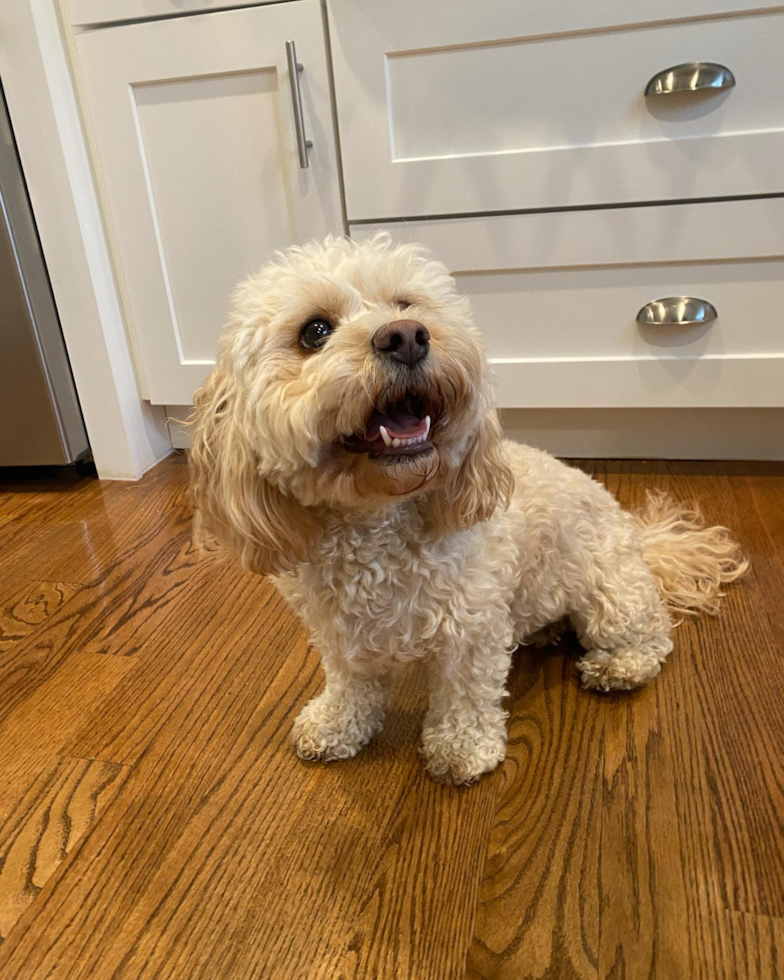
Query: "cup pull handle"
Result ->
[[645, 62, 736, 97], [636, 297, 718, 325]]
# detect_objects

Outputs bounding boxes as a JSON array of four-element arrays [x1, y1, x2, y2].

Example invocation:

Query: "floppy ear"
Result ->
[[188, 365, 320, 575], [420, 399, 513, 533]]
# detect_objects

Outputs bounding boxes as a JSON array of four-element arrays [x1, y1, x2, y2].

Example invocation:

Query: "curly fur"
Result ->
[[189, 234, 748, 785]]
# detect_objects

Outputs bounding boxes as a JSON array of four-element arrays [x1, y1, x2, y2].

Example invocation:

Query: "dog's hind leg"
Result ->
[[524, 618, 569, 648], [571, 558, 673, 692], [292, 651, 391, 762]]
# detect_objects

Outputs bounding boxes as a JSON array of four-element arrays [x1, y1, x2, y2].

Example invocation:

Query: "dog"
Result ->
[[189, 234, 747, 785]]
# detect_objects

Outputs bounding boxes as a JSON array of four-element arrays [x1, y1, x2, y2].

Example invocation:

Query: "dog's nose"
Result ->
[[372, 320, 430, 368]]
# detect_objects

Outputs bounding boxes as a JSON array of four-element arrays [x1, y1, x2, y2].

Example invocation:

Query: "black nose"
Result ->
[[372, 319, 430, 368]]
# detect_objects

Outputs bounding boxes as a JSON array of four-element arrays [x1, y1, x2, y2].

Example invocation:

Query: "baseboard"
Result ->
[[500, 408, 784, 460], [166, 406, 784, 460]]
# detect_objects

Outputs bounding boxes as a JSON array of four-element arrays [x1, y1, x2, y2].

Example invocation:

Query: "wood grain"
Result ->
[[0, 651, 137, 810], [0, 458, 193, 724], [0, 455, 781, 979], [723, 911, 784, 980], [0, 757, 127, 941], [0, 581, 79, 653], [466, 648, 603, 980]]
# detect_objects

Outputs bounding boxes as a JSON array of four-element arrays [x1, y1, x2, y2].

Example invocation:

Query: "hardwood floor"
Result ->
[[0, 454, 782, 979]]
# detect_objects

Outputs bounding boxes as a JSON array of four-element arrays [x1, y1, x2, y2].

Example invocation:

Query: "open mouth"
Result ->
[[341, 392, 436, 458]]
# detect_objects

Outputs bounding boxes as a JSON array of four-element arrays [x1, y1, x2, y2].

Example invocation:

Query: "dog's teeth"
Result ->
[[424, 416, 431, 438], [392, 438, 401, 448], [379, 425, 392, 447]]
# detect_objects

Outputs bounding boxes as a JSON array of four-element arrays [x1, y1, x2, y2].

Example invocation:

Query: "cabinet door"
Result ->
[[77, 1, 342, 405], [329, 0, 784, 221]]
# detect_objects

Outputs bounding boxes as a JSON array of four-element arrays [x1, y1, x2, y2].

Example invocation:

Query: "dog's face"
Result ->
[[190, 235, 512, 573]]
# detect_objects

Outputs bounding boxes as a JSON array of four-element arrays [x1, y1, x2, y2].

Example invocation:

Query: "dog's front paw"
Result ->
[[577, 648, 662, 692], [420, 718, 507, 786], [291, 696, 384, 762]]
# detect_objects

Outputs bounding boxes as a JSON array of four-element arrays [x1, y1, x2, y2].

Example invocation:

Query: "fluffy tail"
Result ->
[[633, 490, 749, 622]]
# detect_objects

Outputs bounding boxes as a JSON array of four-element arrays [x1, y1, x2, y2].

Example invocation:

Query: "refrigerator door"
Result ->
[[0, 82, 89, 466]]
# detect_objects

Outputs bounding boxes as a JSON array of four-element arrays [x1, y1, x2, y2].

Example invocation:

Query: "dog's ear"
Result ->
[[420, 399, 513, 533], [188, 365, 320, 575]]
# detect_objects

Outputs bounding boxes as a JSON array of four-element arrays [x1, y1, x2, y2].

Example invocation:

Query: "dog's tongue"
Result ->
[[364, 406, 426, 441]]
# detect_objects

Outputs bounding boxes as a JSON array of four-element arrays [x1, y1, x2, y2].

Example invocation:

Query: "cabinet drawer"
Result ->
[[331, 0, 784, 220], [68, 0, 289, 27], [352, 199, 784, 408]]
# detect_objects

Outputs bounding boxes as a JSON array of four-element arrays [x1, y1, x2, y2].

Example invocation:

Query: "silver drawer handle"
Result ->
[[637, 297, 718, 325], [645, 62, 736, 97], [285, 40, 313, 169]]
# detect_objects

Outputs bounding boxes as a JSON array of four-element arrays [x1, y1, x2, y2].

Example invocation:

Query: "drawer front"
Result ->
[[68, 0, 289, 27], [331, 0, 784, 220], [352, 199, 784, 408]]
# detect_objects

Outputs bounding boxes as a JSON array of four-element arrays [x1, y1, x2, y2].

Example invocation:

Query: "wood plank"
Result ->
[[0, 465, 103, 527], [593, 464, 784, 978], [723, 912, 784, 980], [0, 520, 106, 598], [466, 646, 603, 980], [598, 677, 694, 980], [0, 652, 137, 810], [0, 604, 498, 979], [309, 663, 498, 980], [661, 466, 784, 916], [0, 757, 127, 941], [62, 568, 292, 764], [0, 581, 79, 654], [730, 470, 784, 655], [0, 462, 194, 724]]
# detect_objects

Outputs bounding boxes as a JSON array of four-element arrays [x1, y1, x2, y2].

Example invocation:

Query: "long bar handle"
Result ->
[[286, 40, 313, 169]]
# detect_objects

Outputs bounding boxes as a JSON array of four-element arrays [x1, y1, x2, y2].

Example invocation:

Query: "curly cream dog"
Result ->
[[190, 235, 747, 785]]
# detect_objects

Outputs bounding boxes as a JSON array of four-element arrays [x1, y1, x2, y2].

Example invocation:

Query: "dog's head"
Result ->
[[190, 234, 512, 573]]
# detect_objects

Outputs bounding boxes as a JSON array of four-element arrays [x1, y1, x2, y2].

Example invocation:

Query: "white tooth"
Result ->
[[379, 425, 392, 447], [424, 416, 431, 438], [392, 438, 401, 448], [406, 438, 413, 446]]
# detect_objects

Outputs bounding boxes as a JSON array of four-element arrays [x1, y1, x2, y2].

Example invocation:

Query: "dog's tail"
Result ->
[[633, 490, 749, 622]]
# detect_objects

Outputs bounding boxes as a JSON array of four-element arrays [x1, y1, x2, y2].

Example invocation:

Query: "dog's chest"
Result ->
[[287, 520, 467, 662]]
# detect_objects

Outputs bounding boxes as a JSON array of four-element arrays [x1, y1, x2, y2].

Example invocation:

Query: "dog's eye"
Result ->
[[395, 299, 412, 309], [300, 318, 334, 350]]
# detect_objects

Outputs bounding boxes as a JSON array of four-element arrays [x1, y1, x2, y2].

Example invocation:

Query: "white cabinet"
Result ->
[[330, 0, 784, 220], [354, 199, 784, 408], [76, 0, 342, 405]]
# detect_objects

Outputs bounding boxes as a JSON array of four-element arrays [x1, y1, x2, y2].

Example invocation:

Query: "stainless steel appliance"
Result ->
[[0, 81, 88, 466]]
